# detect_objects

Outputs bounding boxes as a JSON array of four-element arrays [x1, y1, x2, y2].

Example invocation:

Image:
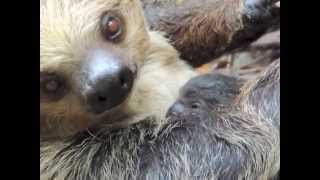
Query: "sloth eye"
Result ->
[[191, 102, 201, 109], [100, 12, 124, 42], [40, 73, 66, 102]]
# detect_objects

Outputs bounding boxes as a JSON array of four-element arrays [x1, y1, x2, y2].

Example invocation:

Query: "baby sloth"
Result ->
[[167, 59, 280, 179], [40, 0, 195, 139], [41, 60, 280, 179], [167, 73, 245, 116]]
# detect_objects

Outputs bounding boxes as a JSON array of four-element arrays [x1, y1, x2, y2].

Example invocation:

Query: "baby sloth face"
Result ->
[[167, 73, 244, 118], [40, 0, 150, 139]]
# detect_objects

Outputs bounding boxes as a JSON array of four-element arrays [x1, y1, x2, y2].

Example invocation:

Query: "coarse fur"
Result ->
[[237, 59, 280, 128], [40, 0, 196, 139], [165, 59, 280, 179], [142, 0, 280, 67], [40, 0, 279, 179], [40, 60, 280, 180]]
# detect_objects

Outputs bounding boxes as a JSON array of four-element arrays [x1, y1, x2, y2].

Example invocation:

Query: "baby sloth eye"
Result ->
[[40, 73, 66, 102], [191, 102, 201, 109], [100, 12, 124, 42]]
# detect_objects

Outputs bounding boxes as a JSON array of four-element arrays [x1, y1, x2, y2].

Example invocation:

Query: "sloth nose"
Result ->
[[166, 101, 185, 118], [86, 65, 134, 114], [84, 51, 134, 114]]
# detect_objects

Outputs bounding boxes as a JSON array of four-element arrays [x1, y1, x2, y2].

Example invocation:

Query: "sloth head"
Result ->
[[167, 74, 244, 118], [40, 0, 151, 139]]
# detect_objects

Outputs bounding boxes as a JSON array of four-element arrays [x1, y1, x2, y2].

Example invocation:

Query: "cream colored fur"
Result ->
[[119, 31, 196, 128], [40, 0, 196, 139]]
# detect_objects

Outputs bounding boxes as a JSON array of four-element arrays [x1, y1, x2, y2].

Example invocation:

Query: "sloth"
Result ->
[[40, 0, 196, 139], [40, 0, 279, 179], [166, 59, 280, 179], [142, 0, 280, 66], [167, 72, 245, 115], [40, 59, 280, 179]]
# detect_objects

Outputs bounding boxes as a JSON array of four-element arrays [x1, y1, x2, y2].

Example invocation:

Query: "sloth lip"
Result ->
[[93, 99, 127, 121], [90, 85, 134, 123], [94, 108, 113, 120], [92, 112, 128, 128]]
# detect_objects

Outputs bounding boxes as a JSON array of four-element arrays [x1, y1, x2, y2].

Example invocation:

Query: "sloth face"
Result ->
[[167, 74, 243, 118], [40, 0, 150, 139]]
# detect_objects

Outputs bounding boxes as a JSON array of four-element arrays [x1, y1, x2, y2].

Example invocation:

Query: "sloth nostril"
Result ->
[[98, 95, 107, 102], [85, 61, 134, 114], [120, 76, 127, 88], [119, 69, 132, 89]]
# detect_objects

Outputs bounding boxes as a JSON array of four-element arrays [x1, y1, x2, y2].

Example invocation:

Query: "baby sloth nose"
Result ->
[[166, 101, 185, 117], [84, 52, 134, 114]]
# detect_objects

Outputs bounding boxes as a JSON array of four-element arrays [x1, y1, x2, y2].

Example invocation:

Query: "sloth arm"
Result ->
[[138, 110, 277, 179], [137, 60, 281, 179], [239, 59, 280, 128], [142, 0, 280, 67]]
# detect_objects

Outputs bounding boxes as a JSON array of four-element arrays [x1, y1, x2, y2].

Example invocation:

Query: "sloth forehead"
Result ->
[[40, 0, 122, 63], [40, 0, 138, 31], [40, 0, 122, 10], [40, 0, 117, 31], [40, 0, 148, 67], [40, 0, 137, 13]]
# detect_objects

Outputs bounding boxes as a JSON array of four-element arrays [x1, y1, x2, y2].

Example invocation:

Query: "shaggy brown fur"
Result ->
[[142, 0, 280, 67]]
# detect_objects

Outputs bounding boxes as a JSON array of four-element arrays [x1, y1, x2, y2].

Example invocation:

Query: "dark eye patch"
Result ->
[[40, 72, 67, 102]]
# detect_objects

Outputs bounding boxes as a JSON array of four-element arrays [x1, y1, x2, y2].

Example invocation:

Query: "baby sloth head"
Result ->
[[40, 0, 150, 139], [167, 73, 244, 118]]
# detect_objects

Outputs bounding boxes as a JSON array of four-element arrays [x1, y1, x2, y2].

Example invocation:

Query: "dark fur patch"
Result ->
[[142, 0, 280, 67]]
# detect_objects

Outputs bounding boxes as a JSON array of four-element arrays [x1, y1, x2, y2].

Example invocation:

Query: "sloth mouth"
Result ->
[[83, 69, 138, 129], [92, 90, 133, 122], [89, 112, 131, 132]]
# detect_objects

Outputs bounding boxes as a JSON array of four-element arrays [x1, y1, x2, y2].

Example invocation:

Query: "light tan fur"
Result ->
[[40, 0, 196, 138], [40, 1, 279, 179]]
